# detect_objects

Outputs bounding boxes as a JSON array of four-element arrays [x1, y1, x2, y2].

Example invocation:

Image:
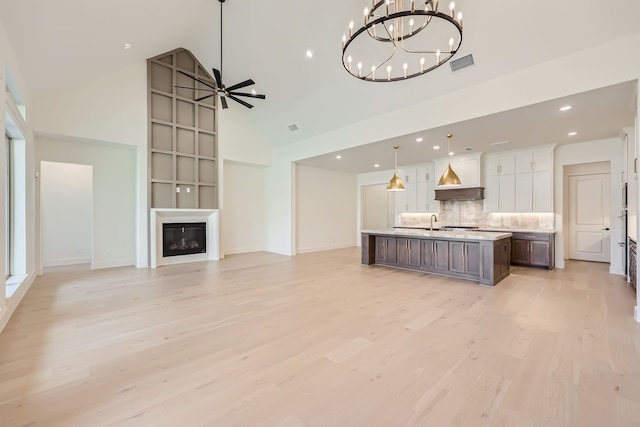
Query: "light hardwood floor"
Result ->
[[1, 248, 639, 426]]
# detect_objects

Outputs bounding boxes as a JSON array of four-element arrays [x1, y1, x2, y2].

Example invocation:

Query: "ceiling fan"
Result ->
[[175, 0, 265, 109]]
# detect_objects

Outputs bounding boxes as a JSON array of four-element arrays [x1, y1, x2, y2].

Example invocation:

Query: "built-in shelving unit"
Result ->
[[147, 48, 218, 209]]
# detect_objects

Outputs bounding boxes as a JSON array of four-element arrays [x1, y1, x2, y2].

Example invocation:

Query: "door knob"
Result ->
[[603, 228, 610, 231]]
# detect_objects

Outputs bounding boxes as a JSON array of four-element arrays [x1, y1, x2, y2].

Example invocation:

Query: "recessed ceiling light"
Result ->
[[305, 49, 314, 59], [416, 137, 423, 142], [568, 131, 578, 136], [490, 140, 511, 146], [336, 155, 342, 159], [448, 151, 454, 156], [374, 164, 380, 168], [123, 43, 132, 50], [433, 145, 440, 150], [559, 105, 573, 111]]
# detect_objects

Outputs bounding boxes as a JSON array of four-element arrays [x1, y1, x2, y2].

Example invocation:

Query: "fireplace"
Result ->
[[150, 208, 219, 268], [162, 222, 206, 257]]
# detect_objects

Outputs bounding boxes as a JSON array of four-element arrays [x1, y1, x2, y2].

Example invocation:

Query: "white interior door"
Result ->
[[362, 184, 393, 230], [569, 173, 611, 262]]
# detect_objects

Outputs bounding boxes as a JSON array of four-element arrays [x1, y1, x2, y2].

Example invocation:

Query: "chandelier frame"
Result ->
[[342, 1, 463, 82]]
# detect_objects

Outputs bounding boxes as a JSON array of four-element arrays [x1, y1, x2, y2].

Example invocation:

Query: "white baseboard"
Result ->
[[296, 243, 357, 254], [91, 259, 135, 270], [223, 246, 265, 255], [609, 266, 625, 276], [43, 257, 92, 267], [264, 247, 295, 256]]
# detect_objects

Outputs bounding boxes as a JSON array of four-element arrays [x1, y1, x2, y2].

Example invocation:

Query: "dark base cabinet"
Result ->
[[510, 232, 555, 270], [630, 238, 636, 288], [362, 233, 511, 286]]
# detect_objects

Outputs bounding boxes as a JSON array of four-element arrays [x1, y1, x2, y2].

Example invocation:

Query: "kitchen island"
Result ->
[[361, 229, 512, 286]]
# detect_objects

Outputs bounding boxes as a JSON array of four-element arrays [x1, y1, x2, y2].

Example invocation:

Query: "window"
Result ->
[[4, 134, 10, 279]]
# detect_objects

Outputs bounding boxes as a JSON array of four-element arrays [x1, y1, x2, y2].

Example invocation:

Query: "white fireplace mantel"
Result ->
[[150, 208, 219, 268]]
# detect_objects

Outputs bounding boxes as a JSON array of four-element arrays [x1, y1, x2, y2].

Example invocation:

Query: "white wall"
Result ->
[[555, 138, 624, 273], [36, 136, 137, 269], [295, 164, 357, 253], [32, 61, 149, 267], [221, 161, 266, 255], [40, 162, 93, 267]]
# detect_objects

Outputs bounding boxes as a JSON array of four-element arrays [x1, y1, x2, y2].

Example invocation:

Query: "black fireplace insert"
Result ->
[[162, 222, 206, 257]]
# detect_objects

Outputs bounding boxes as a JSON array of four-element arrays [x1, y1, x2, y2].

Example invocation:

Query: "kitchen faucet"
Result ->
[[430, 214, 438, 231]]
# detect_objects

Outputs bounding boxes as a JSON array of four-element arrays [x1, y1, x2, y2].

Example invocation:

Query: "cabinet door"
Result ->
[[532, 171, 552, 212], [516, 152, 534, 172], [434, 240, 449, 271], [416, 164, 433, 183], [499, 155, 516, 174], [421, 240, 435, 270], [449, 241, 465, 273], [484, 174, 500, 212], [397, 238, 420, 267], [499, 173, 516, 211], [397, 167, 417, 184], [465, 242, 481, 276], [530, 241, 550, 267], [531, 149, 552, 172], [406, 182, 418, 212], [426, 181, 440, 212], [394, 189, 408, 217], [416, 181, 428, 213], [515, 173, 533, 212], [375, 236, 397, 263], [511, 239, 530, 264], [485, 156, 501, 176]]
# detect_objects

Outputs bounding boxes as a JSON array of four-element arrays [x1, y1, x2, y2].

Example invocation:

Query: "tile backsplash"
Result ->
[[400, 200, 555, 231]]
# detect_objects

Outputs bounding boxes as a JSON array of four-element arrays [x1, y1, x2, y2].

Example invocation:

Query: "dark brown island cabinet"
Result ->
[[362, 231, 512, 286], [510, 232, 555, 270]]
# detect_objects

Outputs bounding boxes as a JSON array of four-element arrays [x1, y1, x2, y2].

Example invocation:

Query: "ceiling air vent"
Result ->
[[450, 54, 474, 72], [288, 124, 299, 132]]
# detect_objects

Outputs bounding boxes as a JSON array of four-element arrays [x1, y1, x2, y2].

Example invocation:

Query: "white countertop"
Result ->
[[394, 226, 556, 234], [362, 229, 512, 241]]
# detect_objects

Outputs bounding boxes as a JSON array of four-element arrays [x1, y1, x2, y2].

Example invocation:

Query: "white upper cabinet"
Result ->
[[516, 148, 552, 172], [393, 162, 440, 217], [514, 146, 554, 212], [484, 146, 554, 213], [434, 153, 482, 188], [485, 154, 515, 176], [397, 167, 417, 184], [483, 153, 516, 212]]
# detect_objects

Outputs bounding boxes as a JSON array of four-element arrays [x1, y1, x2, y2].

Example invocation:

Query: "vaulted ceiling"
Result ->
[[1, 0, 639, 170]]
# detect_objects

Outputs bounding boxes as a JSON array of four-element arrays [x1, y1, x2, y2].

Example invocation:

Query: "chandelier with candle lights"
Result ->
[[341, 0, 463, 82]]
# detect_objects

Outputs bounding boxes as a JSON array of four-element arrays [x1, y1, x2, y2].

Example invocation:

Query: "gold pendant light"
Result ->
[[387, 145, 406, 191], [438, 134, 462, 186]]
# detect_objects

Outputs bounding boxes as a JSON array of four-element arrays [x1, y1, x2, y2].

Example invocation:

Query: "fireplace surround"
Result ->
[[150, 209, 219, 268]]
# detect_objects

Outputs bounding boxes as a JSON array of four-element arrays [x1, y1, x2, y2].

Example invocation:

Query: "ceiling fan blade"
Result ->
[[228, 94, 254, 109], [175, 85, 215, 91], [226, 79, 255, 92], [229, 91, 266, 100], [220, 96, 229, 109], [195, 94, 215, 102], [212, 68, 224, 89], [177, 70, 217, 90]]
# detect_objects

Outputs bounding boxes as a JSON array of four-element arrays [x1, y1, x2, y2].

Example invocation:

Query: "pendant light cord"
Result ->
[[220, 0, 223, 79]]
